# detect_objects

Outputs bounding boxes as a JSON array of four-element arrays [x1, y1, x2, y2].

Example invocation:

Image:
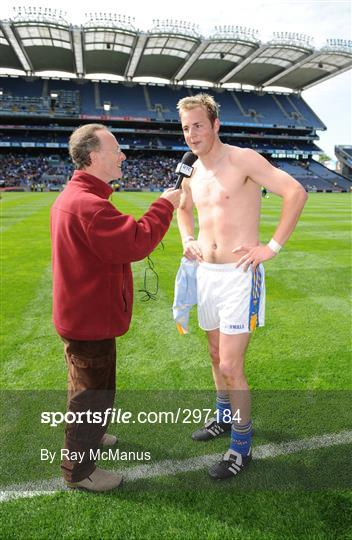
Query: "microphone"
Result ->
[[174, 151, 198, 189]]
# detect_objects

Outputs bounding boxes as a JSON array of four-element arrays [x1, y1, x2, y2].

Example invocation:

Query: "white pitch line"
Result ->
[[1, 430, 351, 503]]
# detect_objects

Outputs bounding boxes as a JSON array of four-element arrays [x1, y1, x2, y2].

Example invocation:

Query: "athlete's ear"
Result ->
[[213, 118, 220, 134]]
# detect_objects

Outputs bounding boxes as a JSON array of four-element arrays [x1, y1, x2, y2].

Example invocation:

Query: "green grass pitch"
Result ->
[[1, 191, 351, 539]]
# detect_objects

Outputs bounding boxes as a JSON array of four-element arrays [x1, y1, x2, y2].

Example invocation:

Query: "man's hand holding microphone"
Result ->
[[160, 188, 182, 209]]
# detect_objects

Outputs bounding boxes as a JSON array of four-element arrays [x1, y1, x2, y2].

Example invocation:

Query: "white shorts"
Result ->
[[197, 262, 265, 335]]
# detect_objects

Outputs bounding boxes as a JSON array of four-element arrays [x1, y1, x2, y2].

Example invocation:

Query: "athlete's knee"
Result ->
[[219, 357, 245, 381]]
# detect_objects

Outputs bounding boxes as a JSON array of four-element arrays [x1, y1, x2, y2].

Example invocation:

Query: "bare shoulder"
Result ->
[[228, 145, 263, 166], [228, 146, 275, 181]]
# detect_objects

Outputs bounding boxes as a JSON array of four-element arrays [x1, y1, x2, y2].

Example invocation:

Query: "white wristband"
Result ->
[[183, 235, 194, 244], [268, 238, 282, 254]]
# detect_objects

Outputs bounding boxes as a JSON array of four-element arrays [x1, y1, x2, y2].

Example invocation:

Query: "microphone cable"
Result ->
[[138, 241, 164, 301]]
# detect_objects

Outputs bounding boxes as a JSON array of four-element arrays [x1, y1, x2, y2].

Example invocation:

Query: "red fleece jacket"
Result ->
[[50, 170, 174, 340]]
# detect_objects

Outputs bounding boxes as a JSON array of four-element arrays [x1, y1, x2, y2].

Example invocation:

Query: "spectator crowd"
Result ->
[[0, 152, 180, 190]]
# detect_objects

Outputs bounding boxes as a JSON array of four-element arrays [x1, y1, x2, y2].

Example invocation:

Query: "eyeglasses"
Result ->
[[100, 148, 122, 156]]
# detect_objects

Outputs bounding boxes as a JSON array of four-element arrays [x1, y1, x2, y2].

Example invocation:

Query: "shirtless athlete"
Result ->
[[177, 94, 308, 480]]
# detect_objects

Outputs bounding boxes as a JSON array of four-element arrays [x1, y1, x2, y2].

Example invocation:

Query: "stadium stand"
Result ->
[[99, 83, 149, 117], [147, 85, 190, 121], [335, 145, 352, 180], [0, 153, 72, 189], [4, 85, 344, 192], [0, 151, 180, 191], [0, 153, 49, 188], [307, 160, 352, 190], [0, 78, 326, 129], [0, 13, 350, 193], [1, 147, 349, 193], [277, 160, 335, 191]]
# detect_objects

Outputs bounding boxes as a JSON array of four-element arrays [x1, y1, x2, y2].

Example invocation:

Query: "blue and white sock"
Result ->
[[230, 420, 252, 455], [216, 391, 232, 423]]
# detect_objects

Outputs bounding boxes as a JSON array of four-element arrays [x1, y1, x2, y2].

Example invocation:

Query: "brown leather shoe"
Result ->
[[65, 468, 123, 492], [101, 433, 118, 446]]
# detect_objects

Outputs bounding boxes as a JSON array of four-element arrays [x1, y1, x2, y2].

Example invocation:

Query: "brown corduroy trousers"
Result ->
[[60, 337, 116, 482]]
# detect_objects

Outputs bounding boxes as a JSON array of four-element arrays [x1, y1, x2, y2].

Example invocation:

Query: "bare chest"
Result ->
[[191, 168, 247, 210]]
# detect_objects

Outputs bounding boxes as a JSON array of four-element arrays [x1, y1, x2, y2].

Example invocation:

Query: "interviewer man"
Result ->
[[51, 124, 180, 492]]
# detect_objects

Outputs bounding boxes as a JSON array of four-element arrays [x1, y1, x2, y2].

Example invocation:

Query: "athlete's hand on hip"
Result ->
[[232, 244, 277, 271], [160, 188, 182, 209], [183, 240, 203, 262]]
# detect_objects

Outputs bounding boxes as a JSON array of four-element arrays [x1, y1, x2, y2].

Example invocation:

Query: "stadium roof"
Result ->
[[0, 8, 351, 91]]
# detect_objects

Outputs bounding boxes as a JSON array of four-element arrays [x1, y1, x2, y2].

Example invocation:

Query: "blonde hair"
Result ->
[[69, 123, 107, 169], [177, 93, 220, 125]]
